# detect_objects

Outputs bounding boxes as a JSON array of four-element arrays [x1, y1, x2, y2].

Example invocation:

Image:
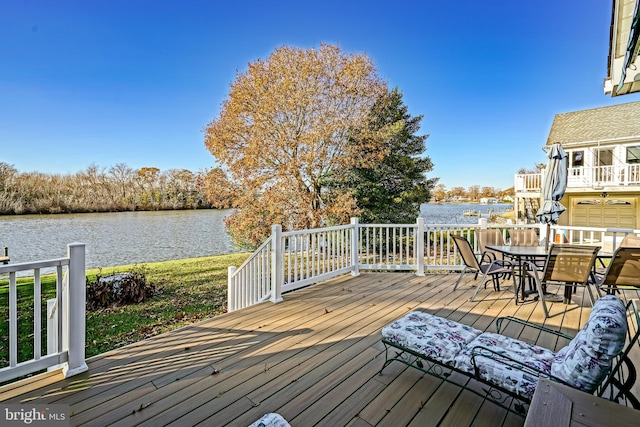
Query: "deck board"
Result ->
[[0, 272, 635, 427]]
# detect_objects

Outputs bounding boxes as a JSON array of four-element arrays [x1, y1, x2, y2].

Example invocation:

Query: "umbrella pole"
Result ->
[[545, 224, 550, 251]]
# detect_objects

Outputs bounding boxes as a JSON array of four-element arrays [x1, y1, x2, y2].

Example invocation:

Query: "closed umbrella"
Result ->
[[536, 143, 568, 250]]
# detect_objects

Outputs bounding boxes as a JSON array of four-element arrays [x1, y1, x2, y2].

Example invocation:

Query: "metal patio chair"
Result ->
[[595, 246, 640, 302], [477, 228, 507, 263], [509, 228, 539, 246], [451, 235, 514, 301], [524, 244, 600, 318]]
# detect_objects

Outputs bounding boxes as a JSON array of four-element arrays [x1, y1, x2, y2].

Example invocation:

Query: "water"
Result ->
[[0, 210, 240, 269], [419, 203, 513, 225], [0, 203, 513, 269]]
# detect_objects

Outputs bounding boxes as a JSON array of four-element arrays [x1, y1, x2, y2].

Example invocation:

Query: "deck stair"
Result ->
[[522, 197, 539, 223]]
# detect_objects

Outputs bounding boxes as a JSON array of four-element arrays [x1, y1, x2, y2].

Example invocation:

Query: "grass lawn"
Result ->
[[0, 252, 250, 365]]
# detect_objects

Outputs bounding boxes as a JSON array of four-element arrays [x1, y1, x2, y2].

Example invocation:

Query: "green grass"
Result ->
[[0, 252, 250, 365]]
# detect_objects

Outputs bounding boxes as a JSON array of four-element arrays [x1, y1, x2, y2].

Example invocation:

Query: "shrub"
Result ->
[[86, 267, 158, 310]]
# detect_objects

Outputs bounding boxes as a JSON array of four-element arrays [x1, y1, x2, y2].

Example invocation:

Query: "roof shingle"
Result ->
[[546, 101, 640, 145]]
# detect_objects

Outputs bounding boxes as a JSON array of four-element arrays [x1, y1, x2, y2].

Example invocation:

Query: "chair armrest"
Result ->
[[495, 316, 574, 340], [479, 252, 496, 264], [469, 345, 570, 385]]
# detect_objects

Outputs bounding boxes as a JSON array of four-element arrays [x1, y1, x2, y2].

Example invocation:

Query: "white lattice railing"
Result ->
[[0, 243, 87, 383], [227, 219, 640, 312]]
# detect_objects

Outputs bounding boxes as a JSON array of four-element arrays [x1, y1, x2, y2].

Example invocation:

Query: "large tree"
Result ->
[[327, 88, 436, 224], [204, 43, 387, 248]]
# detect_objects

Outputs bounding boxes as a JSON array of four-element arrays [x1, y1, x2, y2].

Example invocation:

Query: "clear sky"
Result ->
[[2, 0, 639, 190]]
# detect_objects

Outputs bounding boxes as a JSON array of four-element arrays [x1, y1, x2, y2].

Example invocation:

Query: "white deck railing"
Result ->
[[516, 164, 640, 192], [515, 173, 543, 193], [0, 243, 87, 383], [227, 219, 640, 312]]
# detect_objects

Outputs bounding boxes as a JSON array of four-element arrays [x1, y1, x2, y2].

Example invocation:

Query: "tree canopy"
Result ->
[[204, 44, 388, 248], [326, 87, 436, 223]]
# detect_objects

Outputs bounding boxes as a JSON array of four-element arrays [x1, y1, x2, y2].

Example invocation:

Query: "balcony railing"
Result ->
[[515, 173, 543, 193], [516, 164, 640, 192]]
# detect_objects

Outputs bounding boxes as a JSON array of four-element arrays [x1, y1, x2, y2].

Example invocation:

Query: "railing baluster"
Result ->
[[9, 272, 17, 368], [34, 269, 41, 360]]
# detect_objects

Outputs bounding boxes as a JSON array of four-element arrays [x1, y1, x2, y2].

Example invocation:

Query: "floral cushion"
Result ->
[[382, 310, 482, 364], [248, 413, 290, 427], [453, 332, 555, 399], [551, 295, 627, 392]]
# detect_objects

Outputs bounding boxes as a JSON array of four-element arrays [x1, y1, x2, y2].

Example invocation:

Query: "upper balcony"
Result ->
[[515, 164, 640, 194]]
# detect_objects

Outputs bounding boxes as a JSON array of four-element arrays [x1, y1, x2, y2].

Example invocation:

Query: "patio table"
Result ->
[[488, 245, 610, 305], [486, 245, 548, 303]]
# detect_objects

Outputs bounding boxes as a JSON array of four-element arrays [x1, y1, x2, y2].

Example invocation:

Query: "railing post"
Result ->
[[63, 242, 88, 378], [227, 266, 237, 313], [270, 224, 283, 304], [415, 218, 425, 276], [478, 218, 488, 229], [47, 299, 57, 357], [350, 217, 360, 276]]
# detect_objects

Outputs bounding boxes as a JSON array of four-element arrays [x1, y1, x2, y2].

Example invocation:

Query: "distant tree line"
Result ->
[[430, 184, 513, 203], [0, 162, 233, 215]]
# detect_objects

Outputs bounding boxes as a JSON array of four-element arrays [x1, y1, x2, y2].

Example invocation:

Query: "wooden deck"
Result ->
[[0, 272, 633, 426]]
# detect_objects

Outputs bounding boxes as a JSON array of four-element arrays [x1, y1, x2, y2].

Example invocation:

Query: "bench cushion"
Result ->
[[382, 310, 482, 364], [249, 413, 290, 427], [454, 332, 555, 399], [551, 295, 627, 392]]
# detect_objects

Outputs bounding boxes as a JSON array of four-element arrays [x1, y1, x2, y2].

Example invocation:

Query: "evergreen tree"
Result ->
[[328, 88, 437, 224]]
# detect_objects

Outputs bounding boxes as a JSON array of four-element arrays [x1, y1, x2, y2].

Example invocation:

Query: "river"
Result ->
[[0, 203, 512, 269]]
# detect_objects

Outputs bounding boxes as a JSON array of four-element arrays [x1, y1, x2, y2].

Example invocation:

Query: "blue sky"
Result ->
[[2, 0, 639, 190]]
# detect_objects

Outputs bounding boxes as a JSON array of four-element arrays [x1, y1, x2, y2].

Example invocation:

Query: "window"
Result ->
[[626, 146, 640, 164], [597, 148, 613, 166], [572, 151, 584, 167]]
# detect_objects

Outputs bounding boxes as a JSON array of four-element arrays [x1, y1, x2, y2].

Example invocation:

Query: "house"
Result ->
[[515, 101, 640, 229], [605, 0, 640, 96], [479, 197, 499, 204]]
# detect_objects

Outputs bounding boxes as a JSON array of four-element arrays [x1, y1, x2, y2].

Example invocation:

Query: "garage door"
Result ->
[[571, 196, 637, 228]]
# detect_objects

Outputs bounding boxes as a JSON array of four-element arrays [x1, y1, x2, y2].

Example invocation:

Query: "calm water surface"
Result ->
[[419, 203, 512, 225], [0, 210, 239, 269], [1, 203, 512, 268]]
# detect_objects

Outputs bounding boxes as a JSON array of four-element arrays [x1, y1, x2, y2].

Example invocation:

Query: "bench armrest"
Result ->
[[469, 345, 569, 385], [495, 316, 574, 341]]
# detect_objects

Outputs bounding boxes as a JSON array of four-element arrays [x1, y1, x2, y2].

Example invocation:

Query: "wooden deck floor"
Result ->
[[0, 272, 631, 426]]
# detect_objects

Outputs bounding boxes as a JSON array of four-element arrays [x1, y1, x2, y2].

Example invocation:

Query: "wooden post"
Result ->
[[227, 266, 237, 312], [415, 218, 425, 276], [63, 242, 88, 378], [47, 299, 57, 357], [350, 218, 360, 276], [270, 225, 283, 304]]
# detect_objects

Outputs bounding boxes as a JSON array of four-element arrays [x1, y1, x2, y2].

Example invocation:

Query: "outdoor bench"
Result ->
[[379, 295, 640, 416]]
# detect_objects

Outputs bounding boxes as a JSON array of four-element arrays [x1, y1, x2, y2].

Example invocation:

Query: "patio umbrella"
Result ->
[[536, 143, 568, 250]]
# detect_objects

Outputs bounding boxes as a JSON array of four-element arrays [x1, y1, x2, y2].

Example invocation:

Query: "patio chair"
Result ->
[[477, 229, 507, 262], [524, 244, 600, 318], [509, 228, 539, 246], [595, 246, 640, 302], [619, 233, 640, 248], [451, 235, 514, 301], [594, 233, 640, 277], [379, 295, 640, 417]]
